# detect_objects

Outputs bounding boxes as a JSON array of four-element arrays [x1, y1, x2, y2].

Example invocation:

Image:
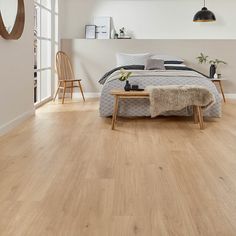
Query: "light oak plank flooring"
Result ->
[[0, 99, 236, 236]]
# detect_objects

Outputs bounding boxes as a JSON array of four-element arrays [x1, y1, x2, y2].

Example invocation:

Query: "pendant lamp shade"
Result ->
[[193, 1, 216, 22]]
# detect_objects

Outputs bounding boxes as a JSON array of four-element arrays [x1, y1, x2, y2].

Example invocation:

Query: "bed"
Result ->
[[99, 54, 222, 118]]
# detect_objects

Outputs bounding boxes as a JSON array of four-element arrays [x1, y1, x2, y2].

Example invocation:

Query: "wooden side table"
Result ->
[[211, 79, 226, 103]]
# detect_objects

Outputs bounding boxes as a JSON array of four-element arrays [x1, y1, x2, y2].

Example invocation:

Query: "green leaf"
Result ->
[[196, 53, 209, 64], [119, 69, 132, 81]]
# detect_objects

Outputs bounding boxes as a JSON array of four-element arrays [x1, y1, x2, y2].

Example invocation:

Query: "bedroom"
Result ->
[[0, 0, 236, 235]]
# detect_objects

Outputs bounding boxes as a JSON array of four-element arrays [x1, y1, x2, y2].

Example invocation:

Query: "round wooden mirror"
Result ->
[[0, 0, 25, 40]]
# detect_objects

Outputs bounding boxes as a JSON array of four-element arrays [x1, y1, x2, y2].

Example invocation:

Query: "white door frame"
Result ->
[[34, 0, 58, 107]]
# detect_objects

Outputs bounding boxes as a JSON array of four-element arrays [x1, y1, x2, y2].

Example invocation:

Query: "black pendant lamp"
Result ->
[[193, 0, 216, 22]]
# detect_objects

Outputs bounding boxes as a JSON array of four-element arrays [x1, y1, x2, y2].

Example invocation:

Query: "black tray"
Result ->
[[130, 88, 145, 91]]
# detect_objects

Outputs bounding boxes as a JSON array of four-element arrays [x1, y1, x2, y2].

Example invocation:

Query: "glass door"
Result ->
[[34, 0, 58, 105]]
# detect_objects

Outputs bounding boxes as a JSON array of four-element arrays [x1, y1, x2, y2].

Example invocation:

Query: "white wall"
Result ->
[[62, 39, 236, 93], [0, 1, 34, 135], [60, 0, 236, 39], [60, 1, 236, 94]]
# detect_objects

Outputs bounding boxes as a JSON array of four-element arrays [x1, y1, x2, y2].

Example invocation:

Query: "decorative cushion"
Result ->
[[164, 64, 187, 67], [145, 59, 165, 70]]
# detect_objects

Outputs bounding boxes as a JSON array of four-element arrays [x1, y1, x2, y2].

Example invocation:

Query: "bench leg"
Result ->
[[111, 95, 119, 130], [193, 106, 199, 124], [196, 106, 204, 130]]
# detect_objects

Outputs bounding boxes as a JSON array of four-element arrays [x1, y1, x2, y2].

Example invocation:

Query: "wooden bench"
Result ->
[[110, 89, 204, 130]]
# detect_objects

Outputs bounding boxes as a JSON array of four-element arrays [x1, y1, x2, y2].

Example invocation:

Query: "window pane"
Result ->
[[41, 70, 51, 99], [41, 0, 51, 10], [55, 42, 58, 55], [41, 8, 51, 38], [55, 14, 58, 42], [55, 0, 59, 14], [34, 39, 40, 70], [34, 71, 40, 103], [41, 40, 51, 68], [34, 4, 40, 37]]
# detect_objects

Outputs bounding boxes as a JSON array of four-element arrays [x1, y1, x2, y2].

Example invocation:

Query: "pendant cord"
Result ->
[[204, 0, 206, 7]]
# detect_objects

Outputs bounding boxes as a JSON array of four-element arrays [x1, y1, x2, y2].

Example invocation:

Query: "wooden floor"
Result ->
[[0, 99, 236, 236]]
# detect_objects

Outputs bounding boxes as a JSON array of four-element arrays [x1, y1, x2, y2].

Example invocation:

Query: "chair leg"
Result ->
[[71, 81, 73, 99], [78, 81, 85, 102], [53, 81, 61, 101], [62, 82, 67, 104]]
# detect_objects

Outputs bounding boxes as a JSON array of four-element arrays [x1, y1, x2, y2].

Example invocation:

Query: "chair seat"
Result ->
[[59, 79, 81, 82], [58, 86, 79, 89]]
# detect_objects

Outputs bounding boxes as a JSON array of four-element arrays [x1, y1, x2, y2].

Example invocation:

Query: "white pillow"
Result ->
[[165, 64, 187, 67], [116, 53, 151, 67], [151, 54, 184, 63]]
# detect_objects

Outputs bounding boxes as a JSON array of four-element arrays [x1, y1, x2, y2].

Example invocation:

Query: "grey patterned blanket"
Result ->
[[99, 69, 222, 118]]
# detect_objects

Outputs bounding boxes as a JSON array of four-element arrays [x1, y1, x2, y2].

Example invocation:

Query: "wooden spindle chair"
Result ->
[[54, 51, 85, 104]]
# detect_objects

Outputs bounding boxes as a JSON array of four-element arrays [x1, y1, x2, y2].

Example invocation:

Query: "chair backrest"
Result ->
[[56, 51, 75, 81]]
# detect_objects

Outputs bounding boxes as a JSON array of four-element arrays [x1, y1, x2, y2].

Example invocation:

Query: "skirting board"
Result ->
[[225, 94, 236, 99], [0, 109, 35, 136], [35, 96, 53, 109]]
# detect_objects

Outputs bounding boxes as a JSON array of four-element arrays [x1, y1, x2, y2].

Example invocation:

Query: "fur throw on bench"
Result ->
[[146, 85, 215, 118]]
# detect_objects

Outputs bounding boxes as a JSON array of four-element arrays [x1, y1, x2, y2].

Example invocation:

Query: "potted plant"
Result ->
[[119, 27, 125, 38], [119, 69, 132, 91], [209, 59, 227, 78], [196, 53, 227, 78]]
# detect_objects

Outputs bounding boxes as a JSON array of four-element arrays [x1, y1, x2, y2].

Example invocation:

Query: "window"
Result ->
[[34, 0, 59, 105]]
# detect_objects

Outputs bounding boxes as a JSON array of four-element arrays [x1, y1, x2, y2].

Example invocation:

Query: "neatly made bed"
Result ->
[[99, 52, 221, 118], [99, 67, 222, 118]]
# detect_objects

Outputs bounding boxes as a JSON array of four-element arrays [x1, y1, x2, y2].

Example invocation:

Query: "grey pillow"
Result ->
[[145, 59, 165, 70]]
